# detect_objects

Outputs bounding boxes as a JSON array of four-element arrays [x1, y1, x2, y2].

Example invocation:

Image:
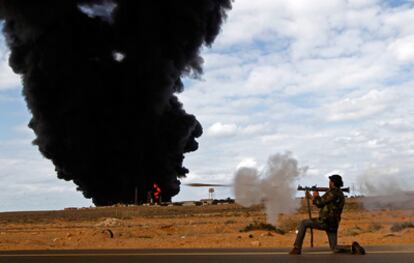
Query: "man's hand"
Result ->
[[312, 191, 319, 198], [305, 190, 312, 199]]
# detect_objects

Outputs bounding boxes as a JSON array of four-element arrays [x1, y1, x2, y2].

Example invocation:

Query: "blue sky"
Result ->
[[1, 0, 414, 211]]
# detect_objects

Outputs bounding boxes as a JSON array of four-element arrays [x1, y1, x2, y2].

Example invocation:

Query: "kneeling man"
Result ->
[[289, 174, 365, 255]]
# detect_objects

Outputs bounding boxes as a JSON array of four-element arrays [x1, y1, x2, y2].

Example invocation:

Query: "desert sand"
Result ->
[[0, 198, 413, 250]]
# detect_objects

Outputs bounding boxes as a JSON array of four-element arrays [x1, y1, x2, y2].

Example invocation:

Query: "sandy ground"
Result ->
[[0, 198, 413, 250]]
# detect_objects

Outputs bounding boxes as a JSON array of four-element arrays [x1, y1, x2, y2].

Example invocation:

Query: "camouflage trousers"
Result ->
[[293, 219, 352, 253]]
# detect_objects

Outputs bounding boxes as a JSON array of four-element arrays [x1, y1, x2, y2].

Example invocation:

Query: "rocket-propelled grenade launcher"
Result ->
[[297, 185, 350, 193]]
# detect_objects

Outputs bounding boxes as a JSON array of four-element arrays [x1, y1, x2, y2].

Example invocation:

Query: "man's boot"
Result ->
[[289, 247, 301, 255], [351, 241, 366, 255]]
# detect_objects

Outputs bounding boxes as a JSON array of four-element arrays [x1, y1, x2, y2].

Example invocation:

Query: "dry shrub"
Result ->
[[343, 200, 364, 211], [239, 221, 285, 235], [224, 220, 236, 225], [390, 222, 414, 232], [367, 222, 382, 232], [278, 215, 302, 232], [344, 226, 363, 236]]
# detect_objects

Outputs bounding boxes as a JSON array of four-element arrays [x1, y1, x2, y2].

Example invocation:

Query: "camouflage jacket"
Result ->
[[313, 187, 345, 230]]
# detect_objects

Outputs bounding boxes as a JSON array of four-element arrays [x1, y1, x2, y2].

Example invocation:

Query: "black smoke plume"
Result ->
[[0, 0, 231, 205]]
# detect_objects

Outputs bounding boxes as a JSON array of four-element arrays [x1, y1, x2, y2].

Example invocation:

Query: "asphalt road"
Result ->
[[0, 246, 413, 263]]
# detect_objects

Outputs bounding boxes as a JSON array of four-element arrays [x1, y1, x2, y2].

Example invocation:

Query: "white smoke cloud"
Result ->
[[207, 122, 238, 137], [358, 168, 404, 196], [234, 167, 261, 207], [357, 168, 414, 209], [233, 152, 307, 224]]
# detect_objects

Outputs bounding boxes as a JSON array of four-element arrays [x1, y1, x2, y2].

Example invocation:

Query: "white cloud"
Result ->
[[324, 170, 345, 179], [324, 89, 397, 121], [306, 168, 321, 177], [12, 123, 34, 136], [0, 53, 21, 90], [207, 122, 238, 137], [388, 35, 414, 62], [0, 154, 92, 211], [261, 133, 288, 143], [236, 157, 258, 169], [0, 135, 93, 211], [0, 35, 21, 90], [245, 66, 293, 92], [378, 118, 414, 132], [241, 123, 269, 135], [177, 0, 414, 200]]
